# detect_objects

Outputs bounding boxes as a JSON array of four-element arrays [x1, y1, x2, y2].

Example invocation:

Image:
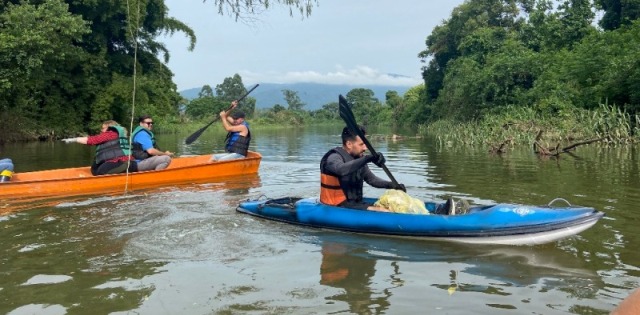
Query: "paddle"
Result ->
[[184, 84, 259, 144], [338, 94, 400, 186]]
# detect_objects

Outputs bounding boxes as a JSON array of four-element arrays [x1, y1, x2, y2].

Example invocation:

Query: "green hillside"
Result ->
[[180, 82, 412, 110]]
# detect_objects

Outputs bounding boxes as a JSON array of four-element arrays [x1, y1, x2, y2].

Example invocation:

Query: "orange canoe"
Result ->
[[1, 151, 261, 204]]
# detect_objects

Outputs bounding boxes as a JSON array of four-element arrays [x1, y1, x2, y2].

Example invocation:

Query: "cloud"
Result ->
[[239, 65, 423, 87]]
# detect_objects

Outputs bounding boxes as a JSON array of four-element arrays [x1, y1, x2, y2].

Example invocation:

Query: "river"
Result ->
[[0, 125, 638, 314]]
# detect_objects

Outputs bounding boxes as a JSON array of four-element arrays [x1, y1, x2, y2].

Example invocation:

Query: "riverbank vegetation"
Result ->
[[2, 0, 639, 146]]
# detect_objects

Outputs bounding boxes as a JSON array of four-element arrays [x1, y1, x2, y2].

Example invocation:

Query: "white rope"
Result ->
[[124, 0, 140, 194]]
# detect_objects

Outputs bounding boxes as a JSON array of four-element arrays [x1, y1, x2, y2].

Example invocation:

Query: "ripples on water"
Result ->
[[0, 127, 638, 314]]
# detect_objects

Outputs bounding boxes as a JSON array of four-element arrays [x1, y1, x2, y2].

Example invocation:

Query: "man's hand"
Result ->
[[391, 183, 406, 192], [372, 152, 386, 167], [230, 100, 238, 109], [165, 151, 174, 157], [61, 137, 78, 143]]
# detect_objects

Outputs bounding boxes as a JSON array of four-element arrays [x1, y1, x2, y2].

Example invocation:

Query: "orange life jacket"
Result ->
[[320, 173, 347, 205], [320, 147, 360, 205]]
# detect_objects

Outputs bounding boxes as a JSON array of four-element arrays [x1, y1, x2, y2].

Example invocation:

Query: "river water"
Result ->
[[0, 125, 638, 314]]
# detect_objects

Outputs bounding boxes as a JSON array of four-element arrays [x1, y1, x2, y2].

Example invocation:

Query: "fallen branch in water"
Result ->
[[533, 130, 606, 156], [549, 137, 607, 156], [489, 138, 512, 154]]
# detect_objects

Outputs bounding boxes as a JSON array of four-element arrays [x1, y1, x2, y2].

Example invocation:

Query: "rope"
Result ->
[[124, 0, 140, 194]]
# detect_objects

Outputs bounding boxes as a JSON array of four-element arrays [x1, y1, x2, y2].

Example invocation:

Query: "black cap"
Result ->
[[231, 111, 246, 119]]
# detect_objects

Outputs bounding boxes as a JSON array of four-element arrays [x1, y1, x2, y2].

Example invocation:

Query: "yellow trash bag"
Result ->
[[374, 190, 430, 214]]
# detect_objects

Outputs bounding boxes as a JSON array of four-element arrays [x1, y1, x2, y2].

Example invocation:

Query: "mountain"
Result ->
[[179, 82, 413, 110]]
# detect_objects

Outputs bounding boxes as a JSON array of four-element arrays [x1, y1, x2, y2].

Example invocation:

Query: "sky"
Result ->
[[161, 0, 466, 91]]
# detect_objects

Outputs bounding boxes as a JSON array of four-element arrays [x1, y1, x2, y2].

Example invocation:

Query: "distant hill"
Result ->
[[179, 82, 413, 110]]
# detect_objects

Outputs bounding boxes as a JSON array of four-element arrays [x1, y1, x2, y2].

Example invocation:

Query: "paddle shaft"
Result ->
[[338, 95, 400, 186], [185, 84, 259, 144]]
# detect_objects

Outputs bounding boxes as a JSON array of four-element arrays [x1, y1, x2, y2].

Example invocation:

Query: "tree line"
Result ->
[[188, 0, 640, 137], [2, 0, 639, 143], [0, 0, 314, 143], [415, 0, 640, 128]]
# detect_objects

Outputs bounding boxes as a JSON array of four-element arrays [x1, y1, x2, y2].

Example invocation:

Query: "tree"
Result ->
[[0, 0, 321, 142], [272, 104, 286, 113], [215, 74, 247, 101], [199, 85, 214, 98], [205, 0, 317, 21], [596, 0, 640, 30], [186, 95, 226, 119], [282, 89, 305, 111], [215, 74, 256, 116], [385, 90, 404, 125], [419, 0, 523, 101], [185, 85, 225, 119], [345, 88, 380, 125], [0, 0, 90, 135]]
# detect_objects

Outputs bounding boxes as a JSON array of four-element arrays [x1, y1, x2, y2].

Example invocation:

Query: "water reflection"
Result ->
[[0, 174, 263, 314], [310, 231, 603, 313], [2, 172, 261, 214], [0, 207, 164, 315], [319, 242, 391, 314], [1, 127, 638, 314]]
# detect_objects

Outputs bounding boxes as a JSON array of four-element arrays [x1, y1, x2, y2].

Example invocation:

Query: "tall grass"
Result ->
[[419, 103, 640, 146]]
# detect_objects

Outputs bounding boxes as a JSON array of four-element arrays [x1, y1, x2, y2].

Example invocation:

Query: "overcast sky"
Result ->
[[161, 1, 466, 91]]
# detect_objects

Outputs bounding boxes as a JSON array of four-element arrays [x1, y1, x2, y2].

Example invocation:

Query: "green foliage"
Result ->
[[0, 0, 194, 141], [420, 102, 640, 146], [215, 74, 256, 116], [0, 0, 90, 136], [186, 95, 226, 119], [345, 88, 382, 125], [412, 0, 639, 144], [282, 89, 305, 111], [596, 0, 640, 30]]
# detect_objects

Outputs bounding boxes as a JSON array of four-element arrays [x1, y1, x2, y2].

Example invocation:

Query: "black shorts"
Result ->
[[91, 161, 138, 176], [337, 200, 372, 210]]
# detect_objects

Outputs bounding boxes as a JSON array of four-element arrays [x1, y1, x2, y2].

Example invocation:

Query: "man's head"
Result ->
[[138, 115, 153, 130], [101, 120, 119, 132], [229, 111, 246, 125], [341, 125, 367, 157]]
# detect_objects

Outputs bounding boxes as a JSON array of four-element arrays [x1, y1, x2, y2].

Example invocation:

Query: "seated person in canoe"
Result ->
[[62, 120, 138, 176], [132, 115, 173, 171], [0, 157, 14, 182], [211, 100, 251, 161], [319, 125, 405, 211]]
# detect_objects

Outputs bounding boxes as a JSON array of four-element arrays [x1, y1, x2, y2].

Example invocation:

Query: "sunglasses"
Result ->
[[144, 121, 154, 126]]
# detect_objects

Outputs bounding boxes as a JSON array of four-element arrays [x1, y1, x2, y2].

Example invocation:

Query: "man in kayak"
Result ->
[[0, 157, 14, 182], [132, 115, 173, 171], [319, 125, 405, 211], [211, 100, 251, 161], [62, 120, 138, 176]]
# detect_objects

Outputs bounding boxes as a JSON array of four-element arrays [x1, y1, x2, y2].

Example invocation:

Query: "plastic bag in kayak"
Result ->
[[374, 190, 429, 214]]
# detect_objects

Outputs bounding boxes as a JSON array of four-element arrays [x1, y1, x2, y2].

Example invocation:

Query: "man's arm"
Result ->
[[362, 165, 394, 189], [324, 153, 373, 177], [221, 119, 248, 135], [135, 133, 173, 156], [219, 100, 247, 136]]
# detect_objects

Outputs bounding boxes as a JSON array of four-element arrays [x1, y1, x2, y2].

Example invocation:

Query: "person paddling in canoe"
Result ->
[[132, 115, 173, 171], [320, 125, 405, 212], [61, 120, 138, 176], [211, 100, 251, 161], [0, 157, 14, 182]]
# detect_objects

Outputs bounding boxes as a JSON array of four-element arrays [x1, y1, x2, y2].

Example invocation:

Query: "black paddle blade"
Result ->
[[337, 94, 399, 186], [338, 95, 358, 133], [184, 120, 214, 145]]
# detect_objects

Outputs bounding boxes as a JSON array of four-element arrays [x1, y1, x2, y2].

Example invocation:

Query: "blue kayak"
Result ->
[[236, 197, 604, 245]]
